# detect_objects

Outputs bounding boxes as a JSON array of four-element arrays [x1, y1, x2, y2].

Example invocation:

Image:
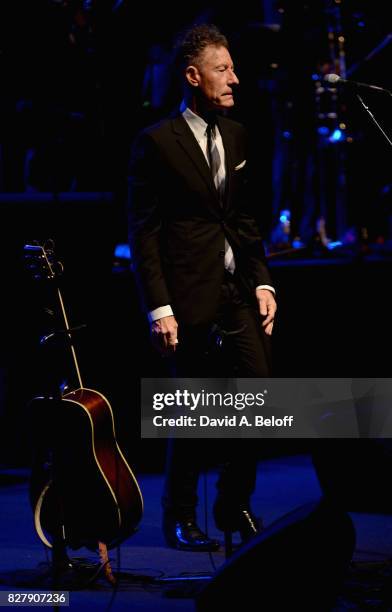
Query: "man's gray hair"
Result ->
[[174, 24, 228, 70]]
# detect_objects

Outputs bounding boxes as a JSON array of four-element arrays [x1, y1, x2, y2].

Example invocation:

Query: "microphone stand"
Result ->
[[356, 93, 392, 148]]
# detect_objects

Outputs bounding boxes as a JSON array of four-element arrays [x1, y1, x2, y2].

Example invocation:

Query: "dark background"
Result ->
[[0, 0, 391, 472]]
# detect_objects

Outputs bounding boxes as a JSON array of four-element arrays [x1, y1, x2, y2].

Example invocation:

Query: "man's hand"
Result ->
[[150, 315, 179, 355], [255, 289, 277, 336]]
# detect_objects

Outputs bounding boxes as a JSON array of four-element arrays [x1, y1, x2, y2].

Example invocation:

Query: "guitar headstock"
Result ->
[[24, 240, 63, 282]]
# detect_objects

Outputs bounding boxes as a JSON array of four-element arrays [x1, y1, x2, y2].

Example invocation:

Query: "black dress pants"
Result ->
[[162, 272, 272, 519]]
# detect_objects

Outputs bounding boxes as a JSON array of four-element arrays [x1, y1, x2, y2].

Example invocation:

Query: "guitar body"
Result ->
[[29, 388, 143, 551]]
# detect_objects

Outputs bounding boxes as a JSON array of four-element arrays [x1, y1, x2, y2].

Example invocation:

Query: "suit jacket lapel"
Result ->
[[171, 115, 221, 206]]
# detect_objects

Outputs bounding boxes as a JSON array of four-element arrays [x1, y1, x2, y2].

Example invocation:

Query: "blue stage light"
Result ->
[[318, 126, 329, 136], [279, 209, 291, 224], [114, 243, 131, 259], [330, 129, 343, 142], [292, 239, 304, 249], [327, 241, 343, 250]]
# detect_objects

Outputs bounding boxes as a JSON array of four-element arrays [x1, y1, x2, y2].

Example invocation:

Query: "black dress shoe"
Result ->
[[162, 517, 220, 552], [213, 499, 262, 556]]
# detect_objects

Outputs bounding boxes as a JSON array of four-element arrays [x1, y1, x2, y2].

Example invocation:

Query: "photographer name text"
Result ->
[[152, 415, 294, 428]]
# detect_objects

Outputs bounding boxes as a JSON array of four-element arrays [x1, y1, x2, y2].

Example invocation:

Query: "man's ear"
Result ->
[[185, 65, 200, 87]]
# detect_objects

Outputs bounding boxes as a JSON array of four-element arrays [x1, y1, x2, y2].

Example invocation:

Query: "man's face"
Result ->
[[188, 45, 239, 110]]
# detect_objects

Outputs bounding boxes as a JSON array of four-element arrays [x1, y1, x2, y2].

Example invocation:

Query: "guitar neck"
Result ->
[[56, 286, 84, 390], [24, 242, 85, 392]]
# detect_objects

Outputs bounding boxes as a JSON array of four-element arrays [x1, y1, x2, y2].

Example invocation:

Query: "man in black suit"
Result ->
[[128, 24, 276, 551]]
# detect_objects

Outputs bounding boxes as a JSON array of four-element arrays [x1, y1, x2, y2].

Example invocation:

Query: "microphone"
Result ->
[[324, 73, 392, 95]]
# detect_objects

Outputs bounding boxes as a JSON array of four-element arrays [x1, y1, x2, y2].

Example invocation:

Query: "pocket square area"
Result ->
[[234, 160, 246, 170]]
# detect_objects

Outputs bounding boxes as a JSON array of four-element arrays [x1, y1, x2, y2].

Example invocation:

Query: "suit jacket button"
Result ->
[[219, 250, 225, 257]]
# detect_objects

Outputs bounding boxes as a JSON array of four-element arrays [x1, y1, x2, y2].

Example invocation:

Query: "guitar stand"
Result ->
[[30, 411, 113, 590], [46, 537, 114, 590], [51, 533, 73, 579], [40, 324, 87, 347]]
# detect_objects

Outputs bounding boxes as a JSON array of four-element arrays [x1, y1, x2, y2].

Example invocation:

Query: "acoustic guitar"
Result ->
[[25, 242, 143, 553]]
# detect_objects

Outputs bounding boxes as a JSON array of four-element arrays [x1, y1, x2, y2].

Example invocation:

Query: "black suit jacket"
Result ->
[[128, 112, 272, 327]]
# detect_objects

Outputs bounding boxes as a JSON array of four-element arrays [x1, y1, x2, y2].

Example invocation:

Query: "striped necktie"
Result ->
[[206, 122, 224, 202], [206, 122, 235, 274]]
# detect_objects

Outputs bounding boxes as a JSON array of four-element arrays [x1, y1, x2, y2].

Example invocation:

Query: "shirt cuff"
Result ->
[[148, 305, 174, 322], [255, 284, 276, 295]]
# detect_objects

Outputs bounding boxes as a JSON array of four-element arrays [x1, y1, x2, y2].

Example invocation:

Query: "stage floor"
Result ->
[[1, 454, 392, 610]]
